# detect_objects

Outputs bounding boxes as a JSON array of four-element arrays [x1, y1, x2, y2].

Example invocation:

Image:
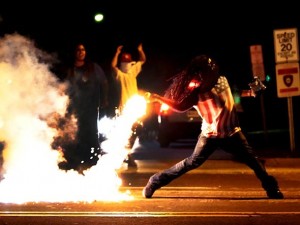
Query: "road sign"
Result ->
[[250, 45, 265, 80], [251, 63, 265, 81], [274, 28, 299, 63], [276, 62, 300, 97], [250, 45, 263, 64]]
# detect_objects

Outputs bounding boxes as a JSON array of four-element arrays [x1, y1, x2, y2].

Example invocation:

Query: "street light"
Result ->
[[94, 13, 104, 23]]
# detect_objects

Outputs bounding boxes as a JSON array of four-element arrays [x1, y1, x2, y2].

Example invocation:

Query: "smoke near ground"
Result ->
[[0, 33, 132, 203], [0, 33, 70, 174]]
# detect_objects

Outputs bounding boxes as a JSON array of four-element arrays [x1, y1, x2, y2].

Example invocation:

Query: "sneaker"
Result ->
[[142, 183, 157, 198], [262, 176, 284, 199], [266, 189, 284, 199]]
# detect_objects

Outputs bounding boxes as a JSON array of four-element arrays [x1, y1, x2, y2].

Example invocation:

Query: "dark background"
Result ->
[[1, 0, 299, 149]]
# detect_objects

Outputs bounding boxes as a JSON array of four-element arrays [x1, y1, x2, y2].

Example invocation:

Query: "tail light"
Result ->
[[159, 103, 170, 116]]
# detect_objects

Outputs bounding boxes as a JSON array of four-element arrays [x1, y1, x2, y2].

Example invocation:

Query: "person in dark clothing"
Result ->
[[58, 43, 109, 173], [142, 55, 284, 199]]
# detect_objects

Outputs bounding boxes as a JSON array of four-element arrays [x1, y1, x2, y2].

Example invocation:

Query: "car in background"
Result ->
[[156, 103, 202, 147]]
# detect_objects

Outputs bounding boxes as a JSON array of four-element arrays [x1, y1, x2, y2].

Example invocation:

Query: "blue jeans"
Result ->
[[149, 131, 271, 188]]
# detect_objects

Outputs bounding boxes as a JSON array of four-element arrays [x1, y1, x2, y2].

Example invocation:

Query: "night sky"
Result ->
[[1, 2, 300, 84], [1, 1, 300, 144]]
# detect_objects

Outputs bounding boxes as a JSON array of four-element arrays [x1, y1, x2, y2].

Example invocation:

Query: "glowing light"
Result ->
[[159, 103, 170, 115], [98, 95, 147, 155], [94, 13, 104, 22], [188, 79, 200, 90]]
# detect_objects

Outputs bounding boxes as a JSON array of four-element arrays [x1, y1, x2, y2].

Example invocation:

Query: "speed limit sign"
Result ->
[[274, 28, 299, 63]]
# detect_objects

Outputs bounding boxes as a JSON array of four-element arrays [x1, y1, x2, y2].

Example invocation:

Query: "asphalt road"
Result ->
[[0, 139, 300, 225]]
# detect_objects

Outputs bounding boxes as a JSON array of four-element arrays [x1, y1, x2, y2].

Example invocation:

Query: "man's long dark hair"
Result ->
[[164, 55, 220, 102]]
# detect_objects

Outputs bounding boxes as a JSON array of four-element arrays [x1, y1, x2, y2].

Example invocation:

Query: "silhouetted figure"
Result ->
[[58, 43, 108, 173]]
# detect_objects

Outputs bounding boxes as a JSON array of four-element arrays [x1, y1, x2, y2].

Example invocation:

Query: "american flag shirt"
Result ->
[[195, 76, 241, 138]]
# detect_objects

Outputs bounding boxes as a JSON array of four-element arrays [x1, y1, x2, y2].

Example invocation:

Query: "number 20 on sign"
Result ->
[[274, 28, 299, 63]]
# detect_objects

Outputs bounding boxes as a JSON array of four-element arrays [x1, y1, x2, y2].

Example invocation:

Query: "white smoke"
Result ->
[[0, 33, 69, 172], [0, 33, 134, 203]]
